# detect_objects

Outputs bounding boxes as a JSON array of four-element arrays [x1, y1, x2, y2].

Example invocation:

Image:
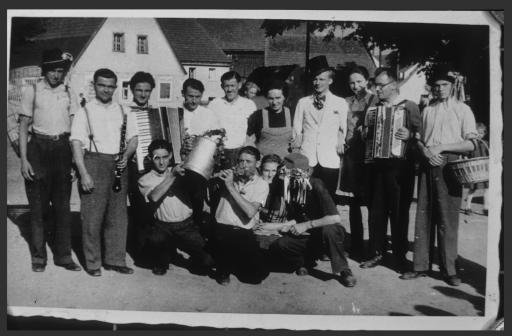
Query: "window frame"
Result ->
[[113, 32, 125, 53], [137, 35, 149, 54]]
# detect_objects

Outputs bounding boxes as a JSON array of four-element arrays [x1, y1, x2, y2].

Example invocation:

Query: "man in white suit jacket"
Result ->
[[292, 56, 348, 198]]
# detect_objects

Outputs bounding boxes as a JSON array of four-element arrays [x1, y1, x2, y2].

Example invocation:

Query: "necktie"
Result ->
[[313, 94, 326, 110]]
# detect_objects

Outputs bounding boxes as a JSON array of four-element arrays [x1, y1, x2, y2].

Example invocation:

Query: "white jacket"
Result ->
[[293, 90, 348, 168]]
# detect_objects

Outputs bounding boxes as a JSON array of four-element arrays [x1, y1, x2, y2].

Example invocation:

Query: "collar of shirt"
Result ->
[[92, 98, 117, 109], [39, 79, 65, 92], [222, 96, 241, 105], [130, 101, 150, 110], [234, 173, 259, 189]]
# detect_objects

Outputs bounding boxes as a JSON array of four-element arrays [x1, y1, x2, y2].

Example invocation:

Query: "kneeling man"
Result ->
[[138, 139, 215, 275], [258, 153, 357, 287]]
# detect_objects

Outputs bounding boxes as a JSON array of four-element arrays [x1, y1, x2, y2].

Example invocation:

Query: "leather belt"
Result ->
[[32, 132, 70, 141]]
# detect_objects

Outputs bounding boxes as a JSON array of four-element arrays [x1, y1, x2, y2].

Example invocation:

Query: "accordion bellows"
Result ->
[[364, 104, 407, 162]]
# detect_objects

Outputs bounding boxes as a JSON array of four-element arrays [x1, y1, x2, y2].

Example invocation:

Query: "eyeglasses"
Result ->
[[374, 81, 395, 90]]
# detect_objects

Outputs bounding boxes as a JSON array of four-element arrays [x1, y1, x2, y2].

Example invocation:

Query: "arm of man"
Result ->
[[336, 99, 348, 155], [395, 101, 421, 140], [72, 139, 94, 192], [19, 116, 34, 181], [144, 165, 185, 203], [245, 110, 260, 146], [289, 179, 342, 235], [220, 169, 267, 221], [291, 99, 304, 149]]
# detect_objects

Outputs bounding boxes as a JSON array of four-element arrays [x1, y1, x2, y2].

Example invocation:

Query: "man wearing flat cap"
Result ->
[[292, 56, 348, 199], [401, 65, 478, 287], [18, 48, 81, 273], [255, 152, 357, 287]]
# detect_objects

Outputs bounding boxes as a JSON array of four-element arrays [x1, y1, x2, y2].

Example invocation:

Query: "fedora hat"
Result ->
[[41, 48, 73, 71], [307, 55, 333, 78]]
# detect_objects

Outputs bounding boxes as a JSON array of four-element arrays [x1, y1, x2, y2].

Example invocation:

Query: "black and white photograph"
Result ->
[[5, 9, 503, 330]]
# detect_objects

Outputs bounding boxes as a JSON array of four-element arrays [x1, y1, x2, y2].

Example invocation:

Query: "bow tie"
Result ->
[[313, 94, 326, 110]]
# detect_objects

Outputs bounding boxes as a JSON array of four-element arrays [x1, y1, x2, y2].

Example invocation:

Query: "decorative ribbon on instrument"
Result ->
[[283, 167, 312, 206], [112, 107, 128, 192]]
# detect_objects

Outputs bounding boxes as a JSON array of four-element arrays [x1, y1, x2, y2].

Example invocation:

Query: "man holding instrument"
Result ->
[[359, 67, 421, 272], [70, 68, 138, 276]]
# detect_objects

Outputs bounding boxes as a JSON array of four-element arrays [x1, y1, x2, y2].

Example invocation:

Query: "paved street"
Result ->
[[6, 143, 490, 319]]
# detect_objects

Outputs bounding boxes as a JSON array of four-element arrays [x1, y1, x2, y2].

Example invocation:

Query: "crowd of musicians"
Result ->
[[17, 48, 486, 288]]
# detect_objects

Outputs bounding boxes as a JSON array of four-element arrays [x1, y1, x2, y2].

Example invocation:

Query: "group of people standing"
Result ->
[[18, 48, 482, 289]]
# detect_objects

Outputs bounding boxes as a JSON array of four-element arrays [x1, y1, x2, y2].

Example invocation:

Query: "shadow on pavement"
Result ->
[[456, 255, 487, 296], [414, 305, 456, 316], [432, 286, 485, 316], [6, 204, 85, 267]]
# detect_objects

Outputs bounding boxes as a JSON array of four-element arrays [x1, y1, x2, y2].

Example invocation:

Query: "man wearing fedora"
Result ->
[[292, 56, 348, 199], [401, 65, 478, 286], [18, 48, 81, 272]]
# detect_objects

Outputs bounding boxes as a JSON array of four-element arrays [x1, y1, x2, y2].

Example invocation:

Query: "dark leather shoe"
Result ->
[[216, 272, 230, 286], [103, 264, 134, 274], [295, 267, 309, 276], [445, 275, 462, 286], [360, 255, 383, 269], [400, 271, 428, 280], [339, 269, 357, 287], [32, 263, 46, 272], [152, 267, 167, 276], [56, 262, 82, 271], [86, 268, 101, 277]]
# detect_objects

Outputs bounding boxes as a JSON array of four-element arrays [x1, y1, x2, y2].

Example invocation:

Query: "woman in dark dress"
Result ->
[[337, 66, 376, 259]]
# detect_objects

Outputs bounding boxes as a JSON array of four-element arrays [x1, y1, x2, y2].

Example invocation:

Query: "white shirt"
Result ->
[[208, 96, 257, 149], [293, 90, 348, 168], [138, 168, 193, 223], [70, 98, 138, 154], [422, 98, 478, 147], [183, 104, 221, 136], [215, 174, 269, 229], [20, 79, 79, 135]]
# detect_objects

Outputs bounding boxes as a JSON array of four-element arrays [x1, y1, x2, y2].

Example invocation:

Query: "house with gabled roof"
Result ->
[[9, 17, 232, 106]]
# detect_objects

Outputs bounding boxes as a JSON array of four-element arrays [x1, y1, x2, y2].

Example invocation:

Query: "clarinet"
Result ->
[[112, 112, 127, 192]]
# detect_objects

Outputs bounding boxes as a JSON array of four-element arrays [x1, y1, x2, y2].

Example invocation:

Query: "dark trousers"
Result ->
[[270, 225, 349, 274], [312, 164, 339, 199], [413, 156, 461, 276], [80, 152, 129, 270], [25, 136, 73, 265], [127, 161, 151, 252], [212, 223, 269, 280], [348, 198, 364, 256], [180, 170, 209, 237], [145, 217, 214, 269], [367, 159, 415, 260]]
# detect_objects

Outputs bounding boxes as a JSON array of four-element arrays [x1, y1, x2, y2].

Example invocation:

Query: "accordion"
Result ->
[[364, 104, 407, 163], [134, 106, 184, 172]]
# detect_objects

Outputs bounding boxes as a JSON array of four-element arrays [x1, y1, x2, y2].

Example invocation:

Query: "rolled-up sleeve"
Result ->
[[461, 104, 478, 139], [126, 109, 138, 141], [70, 108, 88, 146], [138, 174, 155, 203], [253, 180, 270, 206], [20, 85, 35, 118]]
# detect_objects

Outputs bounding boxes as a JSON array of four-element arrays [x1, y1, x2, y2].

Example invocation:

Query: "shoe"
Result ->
[[446, 275, 462, 286], [360, 255, 383, 269], [338, 269, 357, 287], [295, 267, 309, 276], [56, 262, 82, 272], [216, 272, 230, 286], [152, 267, 167, 276], [320, 254, 331, 261], [32, 263, 46, 272], [400, 271, 428, 280], [103, 264, 134, 274], [86, 268, 101, 277]]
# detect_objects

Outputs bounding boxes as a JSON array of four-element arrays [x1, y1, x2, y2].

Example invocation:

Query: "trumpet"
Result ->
[[212, 166, 246, 179]]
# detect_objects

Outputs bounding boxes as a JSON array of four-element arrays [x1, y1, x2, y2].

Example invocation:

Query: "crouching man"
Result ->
[[256, 153, 357, 287], [138, 139, 215, 275]]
